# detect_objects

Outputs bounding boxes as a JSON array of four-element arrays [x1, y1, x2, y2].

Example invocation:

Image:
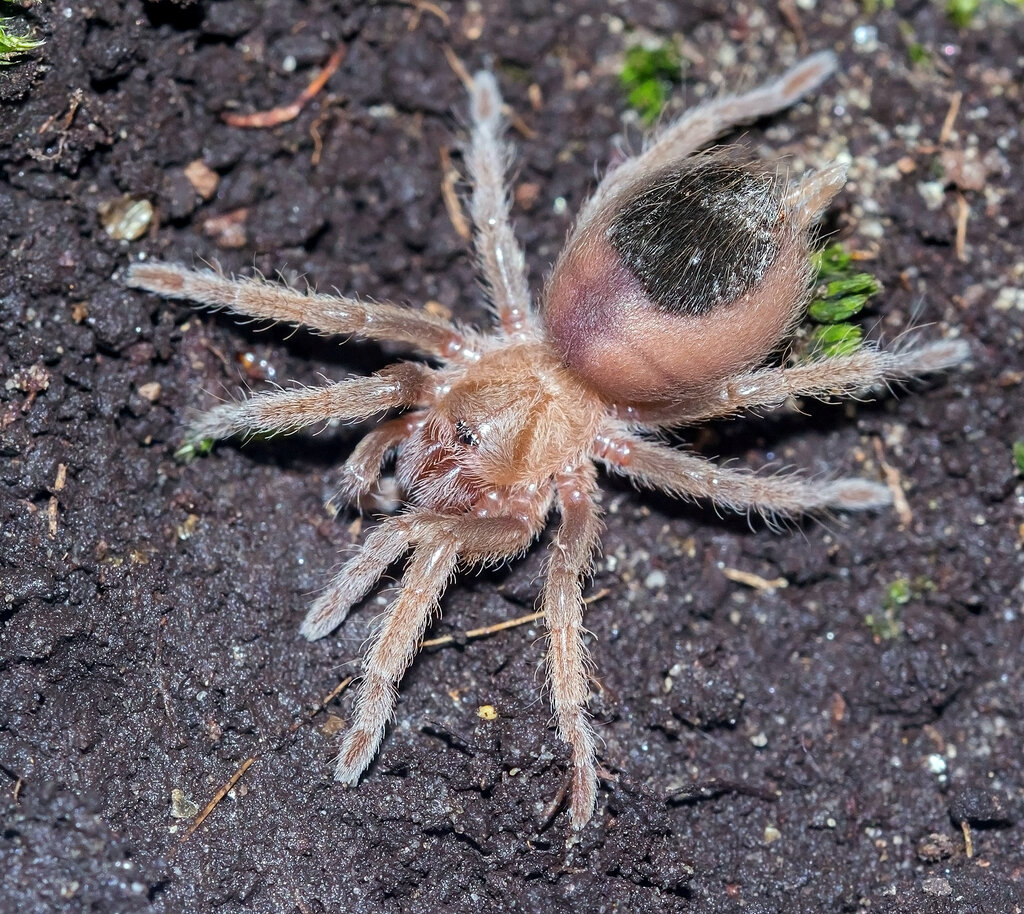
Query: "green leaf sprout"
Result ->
[[0, 11, 43, 64], [620, 42, 682, 125], [1012, 440, 1024, 474], [805, 244, 882, 358]]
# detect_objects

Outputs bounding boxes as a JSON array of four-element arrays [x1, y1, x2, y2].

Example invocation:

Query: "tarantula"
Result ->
[[128, 52, 967, 829]]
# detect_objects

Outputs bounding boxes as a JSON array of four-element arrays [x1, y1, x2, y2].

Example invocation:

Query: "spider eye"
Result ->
[[455, 420, 479, 447]]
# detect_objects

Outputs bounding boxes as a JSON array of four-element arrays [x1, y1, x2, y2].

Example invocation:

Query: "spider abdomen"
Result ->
[[543, 158, 811, 408], [609, 160, 784, 316]]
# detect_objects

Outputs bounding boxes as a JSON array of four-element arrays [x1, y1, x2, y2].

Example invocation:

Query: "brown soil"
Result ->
[[2, 2, 1022, 912]]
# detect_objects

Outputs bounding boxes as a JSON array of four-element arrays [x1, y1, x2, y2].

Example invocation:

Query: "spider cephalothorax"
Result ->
[[127, 52, 967, 830]]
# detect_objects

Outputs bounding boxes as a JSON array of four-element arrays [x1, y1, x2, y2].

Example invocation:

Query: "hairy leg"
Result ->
[[300, 513, 424, 641], [594, 424, 892, 520], [542, 463, 603, 829], [333, 537, 460, 781], [127, 262, 473, 360], [333, 509, 545, 784], [785, 163, 848, 231], [624, 339, 971, 428], [185, 363, 434, 445], [334, 413, 425, 505], [578, 52, 837, 231], [305, 481, 550, 638], [466, 71, 533, 337]]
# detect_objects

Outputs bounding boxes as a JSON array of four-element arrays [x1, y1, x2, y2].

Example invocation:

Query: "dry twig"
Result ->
[[180, 757, 255, 843], [873, 438, 913, 526], [223, 44, 346, 129]]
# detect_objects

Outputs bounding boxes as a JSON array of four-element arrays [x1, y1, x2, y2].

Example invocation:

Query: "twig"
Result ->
[[720, 567, 787, 591], [668, 776, 779, 805], [404, 0, 450, 29], [961, 819, 974, 858], [289, 675, 355, 731], [938, 90, 962, 146], [180, 757, 255, 843], [777, 0, 807, 52], [223, 44, 346, 129], [872, 438, 912, 526], [439, 146, 471, 241], [442, 44, 536, 139], [37, 88, 83, 136], [421, 588, 610, 649], [47, 496, 58, 538], [421, 610, 546, 648], [538, 776, 571, 833], [442, 44, 473, 92], [954, 191, 969, 262]]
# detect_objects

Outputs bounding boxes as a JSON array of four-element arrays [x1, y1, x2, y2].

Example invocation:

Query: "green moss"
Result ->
[[865, 609, 901, 641], [620, 42, 682, 124], [946, 0, 981, 26], [866, 578, 910, 640], [177, 427, 293, 461], [175, 438, 215, 463], [804, 244, 882, 358], [945, 0, 1023, 27], [895, 22, 931, 68], [884, 577, 913, 609], [1012, 440, 1024, 474], [866, 576, 937, 640], [811, 245, 848, 276], [808, 273, 880, 323], [907, 40, 932, 65], [808, 323, 864, 358], [0, 5, 43, 64], [895, 3, 1022, 67]]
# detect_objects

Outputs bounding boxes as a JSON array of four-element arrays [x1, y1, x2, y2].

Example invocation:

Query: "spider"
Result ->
[[127, 51, 968, 830]]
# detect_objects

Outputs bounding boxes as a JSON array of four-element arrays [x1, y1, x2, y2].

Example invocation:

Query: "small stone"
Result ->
[[137, 381, 161, 402], [99, 195, 154, 241], [940, 147, 988, 192], [949, 785, 1017, 826], [184, 160, 220, 200], [921, 877, 952, 897], [992, 287, 1024, 312], [896, 156, 917, 175], [203, 208, 249, 249], [917, 831, 955, 862], [169, 788, 199, 820], [644, 570, 667, 589]]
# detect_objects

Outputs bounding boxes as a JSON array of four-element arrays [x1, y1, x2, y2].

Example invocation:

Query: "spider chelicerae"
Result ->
[[128, 51, 967, 830]]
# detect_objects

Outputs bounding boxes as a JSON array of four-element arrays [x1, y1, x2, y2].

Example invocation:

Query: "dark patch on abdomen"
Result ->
[[606, 159, 783, 317]]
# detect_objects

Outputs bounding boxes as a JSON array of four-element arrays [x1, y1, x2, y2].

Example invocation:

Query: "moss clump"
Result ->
[[1012, 440, 1024, 474], [620, 42, 682, 125], [946, 0, 981, 27], [866, 578, 910, 641], [805, 244, 882, 359], [808, 323, 864, 358], [866, 576, 937, 641], [0, 5, 43, 64], [945, 0, 1023, 29], [175, 438, 215, 463]]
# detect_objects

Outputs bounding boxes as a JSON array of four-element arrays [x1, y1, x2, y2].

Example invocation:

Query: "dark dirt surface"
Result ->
[[2, 1, 1022, 912]]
